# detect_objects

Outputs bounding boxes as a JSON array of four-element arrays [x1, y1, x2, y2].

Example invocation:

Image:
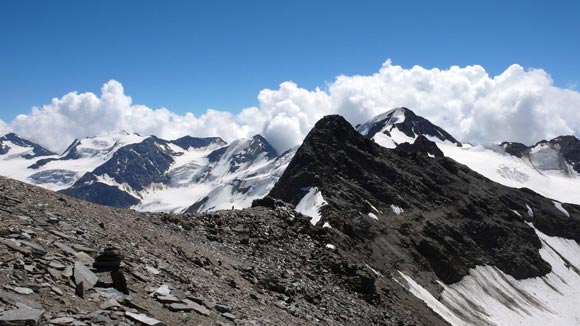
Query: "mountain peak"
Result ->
[[0, 133, 56, 158], [357, 107, 462, 148], [269, 113, 580, 288]]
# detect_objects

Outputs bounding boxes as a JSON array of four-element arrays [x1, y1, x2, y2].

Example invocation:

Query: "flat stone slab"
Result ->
[[155, 295, 181, 303], [71, 244, 97, 253], [0, 307, 45, 325], [73, 261, 98, 297], [49, 316, 76, 324], [0, 289, 44, 309], [222, 312, 236, 320], [181, 299, 211, 316], [19, 240, 47, 256], [75, 251, 94, 265], [54, 242, 78, 256], [0, 238, 32, 256], [125, 312, 164, 326], [13, 287, 34, 295]]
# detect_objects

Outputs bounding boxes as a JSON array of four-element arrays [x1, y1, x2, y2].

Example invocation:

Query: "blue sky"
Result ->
[[0, 0, 578, 122]]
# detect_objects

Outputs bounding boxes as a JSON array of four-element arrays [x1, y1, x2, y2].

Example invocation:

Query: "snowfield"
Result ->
[[295, 187, 328, 225], [397, 223, 580, 326], [439, 143, 580, 205]]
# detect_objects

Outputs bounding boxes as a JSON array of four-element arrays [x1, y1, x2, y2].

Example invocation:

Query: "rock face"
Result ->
[[395, 135, 445, 158], [268, 115, 580, 284]]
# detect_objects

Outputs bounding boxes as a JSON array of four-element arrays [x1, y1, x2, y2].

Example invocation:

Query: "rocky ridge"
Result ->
[[0, 175, 446, 325], [269, 115, 580, 288]]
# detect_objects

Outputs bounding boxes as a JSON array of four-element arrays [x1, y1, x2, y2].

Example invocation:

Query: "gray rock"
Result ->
[[100, 298, 121, 310], [71, 244, 97, 253], [49, 316, 76, 324], [12, 287, 34, 295], [0, 238, 31, 256], [222, 312, 236, 320], [215, 304, 232, 313], [169, 289, 186, 300], [155, 295, 181, 304], [97, 288, 124, 301], [74, 252, 94, 265], [73, 261, 98, 298], [51, 286, 63, 296], [19, 240, 47, 256], [0, 289, 43, 309], [54, 242, 78, 256], [181, 299, 210, 316], [152, 284, 171, 296], [125, 312, 164, 326], [62, 265, 73, 278], [0, 307, 45, 325], [48, 261, 66, 270]]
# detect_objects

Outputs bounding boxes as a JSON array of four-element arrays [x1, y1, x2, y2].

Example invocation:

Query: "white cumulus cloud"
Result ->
[[4, 60, 580, 154], [0, 119, 9, 136]]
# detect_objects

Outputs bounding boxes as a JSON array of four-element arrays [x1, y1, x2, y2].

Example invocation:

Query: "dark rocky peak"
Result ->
[[90, 136, 175, 191], [0, 133, 56, 158], [247, 134, 278, 160], [170, 136, 226, 150], [61, 138, 82, 157], [269, 114, 580, 286], [60, 136, 176, 208], [500, 141, 530, 158], [357, 107, 462, 146], [395, 135, 445, 158]]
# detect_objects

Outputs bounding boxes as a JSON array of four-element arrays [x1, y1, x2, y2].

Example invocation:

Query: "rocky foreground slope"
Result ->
[[0, 175, 448, 326]]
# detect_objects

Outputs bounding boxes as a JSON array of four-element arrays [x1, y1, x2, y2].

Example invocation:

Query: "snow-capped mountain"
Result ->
[[356, 107, 462, 148], [266, 114, 580, 326], [0, 132, 294, 213], [358, 107, 580, 205]]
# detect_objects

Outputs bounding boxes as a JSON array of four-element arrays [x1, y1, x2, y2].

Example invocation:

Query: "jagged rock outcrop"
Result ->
[[269, 114, 580, 285]]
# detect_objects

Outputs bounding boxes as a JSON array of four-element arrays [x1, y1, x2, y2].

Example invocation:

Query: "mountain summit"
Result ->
[[356, 107, 462, 148]]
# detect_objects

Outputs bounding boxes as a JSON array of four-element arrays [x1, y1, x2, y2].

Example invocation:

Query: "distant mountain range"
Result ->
[[0, 130, 294, 212], [1, 107, 579, 213]]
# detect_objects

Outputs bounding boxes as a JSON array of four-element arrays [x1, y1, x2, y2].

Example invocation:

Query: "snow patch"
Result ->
[[436, 142, 580, 205], [365, 200, 382, 214], [368, 212, 379, 220], [366, 264, 382, 277], [391, 205, 404, 215], [526, 204, 534, 218], [295, 187, 328, 225], [510, 209, 522, 217], [553, 201, 570, 218], [325, 244, 336, 250], [322, 222, 332, 228]]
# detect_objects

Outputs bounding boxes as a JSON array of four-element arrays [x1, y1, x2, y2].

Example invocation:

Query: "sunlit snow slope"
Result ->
[[397, 223, 580, 326]]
